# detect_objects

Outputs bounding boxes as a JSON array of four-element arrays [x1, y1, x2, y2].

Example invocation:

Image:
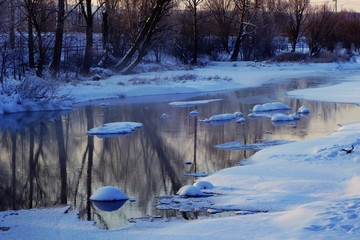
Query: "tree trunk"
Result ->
[[230, 0, 246, 61], [81, 0, 94, 74], [192, 0, 198, 65], [27, 1, 35, 68], [49, 0, 65, 75], [9, 0, 15, 49]]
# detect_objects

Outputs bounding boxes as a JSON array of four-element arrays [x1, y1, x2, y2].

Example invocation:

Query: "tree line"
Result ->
[[0, 0, 360, 80]]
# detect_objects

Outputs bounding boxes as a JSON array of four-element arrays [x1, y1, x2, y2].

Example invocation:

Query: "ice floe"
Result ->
[[168, 99, 222, 107], [252, 102, 291, 112], [215, 139, 295, 151], [87, 122, 143, 137]]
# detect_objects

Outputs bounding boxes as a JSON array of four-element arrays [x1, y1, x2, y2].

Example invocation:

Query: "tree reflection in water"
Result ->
[[1, 78, 360, 229]]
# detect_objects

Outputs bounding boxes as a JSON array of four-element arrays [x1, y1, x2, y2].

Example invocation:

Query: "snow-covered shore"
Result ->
[[2, 60, 360, 239]]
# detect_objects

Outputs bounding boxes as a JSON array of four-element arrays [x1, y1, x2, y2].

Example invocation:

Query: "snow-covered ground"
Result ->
[[2, 59, 360, 239]]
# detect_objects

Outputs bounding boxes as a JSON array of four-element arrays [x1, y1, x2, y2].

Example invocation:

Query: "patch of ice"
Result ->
[[169, 99, 222, 107], [90, 186, 129, 201], [87, 122, 143, 137], [215, 139, 294, 151], [252, 102, 291, 112], [234, 112, 244, 117]]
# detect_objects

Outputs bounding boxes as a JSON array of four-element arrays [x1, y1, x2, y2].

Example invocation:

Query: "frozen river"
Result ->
[[1, 76, 360, 229]]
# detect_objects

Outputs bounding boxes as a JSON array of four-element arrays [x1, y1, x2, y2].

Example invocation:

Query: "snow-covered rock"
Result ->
[[298, 106, 310, 114], [90, 186, 129, 201], [193, 181, 214, 190], [177, 185, 211, 197], [252, 102, 291, 112], [87, 122, 143, 136]]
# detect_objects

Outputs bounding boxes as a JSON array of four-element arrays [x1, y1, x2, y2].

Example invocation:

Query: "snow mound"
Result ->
[[298, 106, 310, 114], [169, 99, 222, 107], [90, 186, 129, 201], [161, 113, 170, 119], [177, 185, 211, 197], [209, 113, 237, 121], [193, 181, 214, 189], [189, 110, 199, 116], [271, 113, 299, 122], [87, 122, 143, 136], [252, 102, 291, 112]]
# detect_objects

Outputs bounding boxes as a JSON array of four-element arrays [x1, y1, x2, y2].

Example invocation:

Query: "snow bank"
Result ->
[[252, 102, 291, 112], [87, 122, 143, 137]]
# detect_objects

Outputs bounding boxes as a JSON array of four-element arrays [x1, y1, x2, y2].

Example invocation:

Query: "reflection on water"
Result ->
[[0, 77, 360, 229]]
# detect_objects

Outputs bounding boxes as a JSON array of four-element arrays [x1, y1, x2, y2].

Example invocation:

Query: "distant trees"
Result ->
[[285, 0, 309, 53]]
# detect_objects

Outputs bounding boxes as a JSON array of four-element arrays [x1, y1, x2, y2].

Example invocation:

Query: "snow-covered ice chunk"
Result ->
[[87, 122, 143, 136], [209, 113, 237, 121], [236, 118, 246, 124], [207, 209, 222, 214], [252, 102, 291, 112], [193, 181, 214, 189], [199, 118, 211, 124], [90, 186, 129, 201], [92, 200, 127, 212], [190, 110, 199, 116], [161, 113, 170, 119], [177, 185, 211, 197], [234, 112, 244, 117], [169, 99, 222, 107], [298, 106, 310, 114], [271, 113, 299, 122]]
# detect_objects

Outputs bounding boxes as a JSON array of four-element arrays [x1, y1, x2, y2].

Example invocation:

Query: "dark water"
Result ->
[[1, 77, 360, 229]]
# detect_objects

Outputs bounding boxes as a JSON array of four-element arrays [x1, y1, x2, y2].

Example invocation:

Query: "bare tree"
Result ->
[[114, 0, 173, 73], [49, 0, 65, 75], [184, 0, 203, 64], [230, 0, 257, 61], [78, 0, 108, 74], [305, 4, 337, 57], [285, 0, 309, 53]]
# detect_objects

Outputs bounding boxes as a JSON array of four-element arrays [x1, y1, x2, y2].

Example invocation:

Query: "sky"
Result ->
[[312, 0, 360, 12]]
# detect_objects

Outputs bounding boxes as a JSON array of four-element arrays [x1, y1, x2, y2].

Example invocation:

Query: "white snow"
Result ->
[[90, 186, 129, 201], [193, 181, 214, 190], [252, 102, 291, 112], [87, 122, 143, 137]]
